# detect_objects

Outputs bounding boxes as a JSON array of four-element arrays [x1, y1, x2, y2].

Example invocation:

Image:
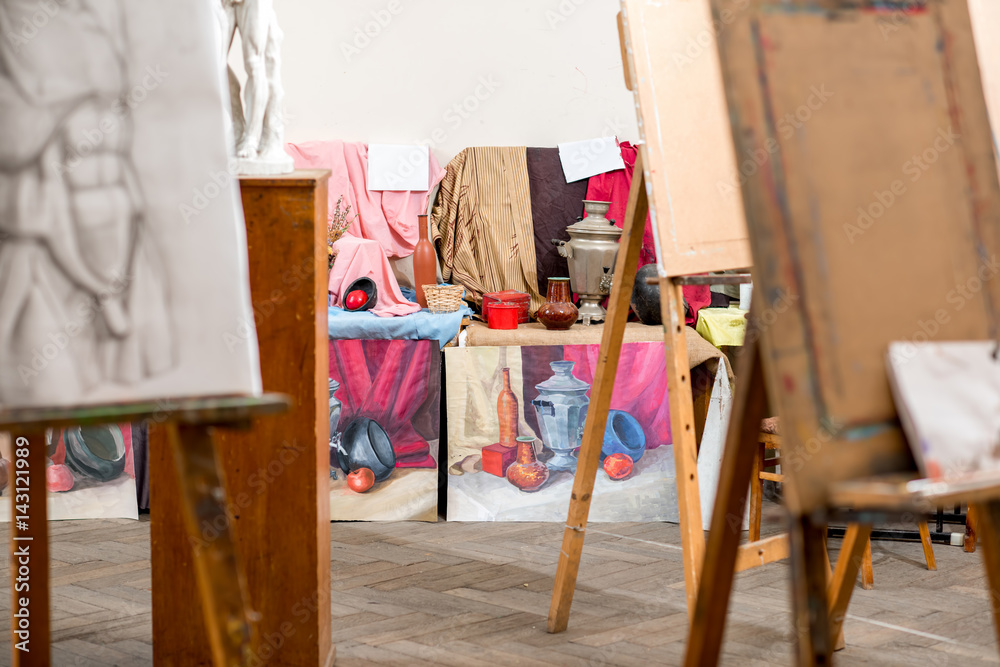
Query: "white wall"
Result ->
[[234, 0, 639, 166]]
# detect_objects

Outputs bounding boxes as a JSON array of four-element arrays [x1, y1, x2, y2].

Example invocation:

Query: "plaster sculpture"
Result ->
[[217, 0, 294, 175]]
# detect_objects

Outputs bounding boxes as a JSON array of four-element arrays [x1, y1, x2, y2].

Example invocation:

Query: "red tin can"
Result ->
[[488, 304, 519, 330], [482, 290, 530, 324]]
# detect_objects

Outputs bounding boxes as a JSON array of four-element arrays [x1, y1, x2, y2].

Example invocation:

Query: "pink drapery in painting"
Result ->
[[328, 339, 437, 468], [563, 342, 672, 449]]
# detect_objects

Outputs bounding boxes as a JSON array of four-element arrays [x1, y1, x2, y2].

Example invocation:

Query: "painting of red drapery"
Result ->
[[327, 339, 440, 521]]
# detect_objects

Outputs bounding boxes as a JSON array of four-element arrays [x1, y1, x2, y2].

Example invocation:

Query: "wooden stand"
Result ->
[[2, 395, 288, 667], [683, 1, 1000, 664], [151, 171, 333, 666], [547, 153, 774, 632]]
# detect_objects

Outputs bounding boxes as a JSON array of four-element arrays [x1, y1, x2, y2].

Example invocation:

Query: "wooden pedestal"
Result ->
[[151, 170, 333, 666]]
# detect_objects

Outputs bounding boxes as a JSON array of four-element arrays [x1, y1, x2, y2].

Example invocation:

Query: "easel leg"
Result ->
[[683, 331, 768, 666], [972, 500, 1000, 646], [827, 523, 873, 650], [9, 429, 49, 667], [166, 422, 255, 665], [860, 538, 875, 590], [749, 437, 764, 543], [791, 512, 833, 666], [547, 149, 649, 633], [966, 505, 978, 553], [662, 278, 707, 615], [917, 521, 937, 571]]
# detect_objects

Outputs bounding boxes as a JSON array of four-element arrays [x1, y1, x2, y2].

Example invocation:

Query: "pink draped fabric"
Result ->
[[562, 342, 672, 449], [329, 339, 438, 468], [585, 141, 710, 324], [286, 140, 446, 258], [329, 236, 420, 317]]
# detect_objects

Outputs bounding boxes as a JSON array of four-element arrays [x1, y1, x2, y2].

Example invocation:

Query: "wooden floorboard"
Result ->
[[0, 503, 995, 665]]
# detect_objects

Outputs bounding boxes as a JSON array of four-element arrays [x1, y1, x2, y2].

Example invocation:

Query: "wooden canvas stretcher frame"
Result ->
[[548, 0, 787, 631]]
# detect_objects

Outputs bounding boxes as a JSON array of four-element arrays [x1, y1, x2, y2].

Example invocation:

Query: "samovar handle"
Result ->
[[531, 398, 555, 416], [551, 239, 572, 259]]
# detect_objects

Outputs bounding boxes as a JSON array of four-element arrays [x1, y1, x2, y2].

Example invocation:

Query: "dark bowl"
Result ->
[[64, 425, 127, 482], [344, 277, 377, 312], [630, 264, 662, 325], [337, 417, 396, 482]]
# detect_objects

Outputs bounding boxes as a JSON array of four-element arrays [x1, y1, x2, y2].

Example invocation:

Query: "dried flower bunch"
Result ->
[[328, 195, 358, 270]]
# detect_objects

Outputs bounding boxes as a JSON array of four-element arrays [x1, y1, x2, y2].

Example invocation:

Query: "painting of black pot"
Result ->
[[64, 425, 127, 482], [335, 417, 396, 482]]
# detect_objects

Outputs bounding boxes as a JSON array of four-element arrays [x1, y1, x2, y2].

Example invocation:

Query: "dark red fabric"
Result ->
[[328, 339, 439, 468], [585, 140, 710, 325]]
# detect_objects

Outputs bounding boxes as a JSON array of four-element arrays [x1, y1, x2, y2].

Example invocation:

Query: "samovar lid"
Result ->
[[535, 360, 591, 393], [565, 200, 624, 238]]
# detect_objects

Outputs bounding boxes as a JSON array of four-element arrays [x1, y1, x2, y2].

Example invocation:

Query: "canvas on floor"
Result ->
[[328, 339, 440, 521], [446, 343, 694, 522], [0, 425, 138, 521]]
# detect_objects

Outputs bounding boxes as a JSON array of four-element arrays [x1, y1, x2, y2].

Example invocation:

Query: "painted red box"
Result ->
[[481, 443, 517, 477], [482, 290, 530, 324]]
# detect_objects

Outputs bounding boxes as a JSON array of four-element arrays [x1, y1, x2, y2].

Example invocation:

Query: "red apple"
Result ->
[[46, 464, 75, 492], [346, 467, 375, 493], [345, 289, 368, 310], [603, 453, 634, 480]]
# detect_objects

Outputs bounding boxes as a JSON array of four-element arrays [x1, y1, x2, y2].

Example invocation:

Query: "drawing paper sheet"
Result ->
[[887, 341, 1000, 481], [367, 144, 430, 191], [0, 0, 261, 408], [557, 137, 625, 183]]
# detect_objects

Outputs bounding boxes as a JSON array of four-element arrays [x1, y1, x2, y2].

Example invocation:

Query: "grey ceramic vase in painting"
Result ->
[[530, 360, 590, 472], [328, 379, 342, 468]]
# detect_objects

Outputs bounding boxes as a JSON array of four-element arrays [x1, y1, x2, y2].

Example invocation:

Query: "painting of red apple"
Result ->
[[603, 453, 634, 480], [346, 467, 376, 493]]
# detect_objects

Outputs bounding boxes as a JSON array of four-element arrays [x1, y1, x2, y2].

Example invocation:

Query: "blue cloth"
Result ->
[[328, 304, 472, 349]]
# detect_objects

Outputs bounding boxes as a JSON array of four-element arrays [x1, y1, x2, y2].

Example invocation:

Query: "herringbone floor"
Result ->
[[0, 507, 996, 666]]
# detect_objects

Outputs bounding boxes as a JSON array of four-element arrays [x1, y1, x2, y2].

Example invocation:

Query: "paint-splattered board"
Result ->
[[710, 0, 1000, 513], [618, 0, 752, 277]]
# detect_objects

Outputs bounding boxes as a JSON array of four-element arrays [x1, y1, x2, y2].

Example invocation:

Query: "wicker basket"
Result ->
[[423, 284, 465, 313]]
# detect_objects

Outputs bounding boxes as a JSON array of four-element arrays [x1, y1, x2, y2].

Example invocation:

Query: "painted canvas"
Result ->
[[0, 424, 138, 520], [0, 0, 260, 409], [328, 340, 440, 521], [888, 341, 1000, 483], [446, 343, 732, 523]]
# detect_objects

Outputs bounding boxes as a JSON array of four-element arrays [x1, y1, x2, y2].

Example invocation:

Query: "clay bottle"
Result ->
[[413, 214, 437, 308], [497, 368, 518, 447]]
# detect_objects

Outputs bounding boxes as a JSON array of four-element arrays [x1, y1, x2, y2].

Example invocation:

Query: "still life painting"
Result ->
[[445, 342, 687, 522], [0, 424, 137, 521], [328, 339, 440, 521]]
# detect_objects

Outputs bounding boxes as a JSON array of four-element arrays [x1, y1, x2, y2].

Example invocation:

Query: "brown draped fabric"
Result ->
[[431, 147, 544, 314]]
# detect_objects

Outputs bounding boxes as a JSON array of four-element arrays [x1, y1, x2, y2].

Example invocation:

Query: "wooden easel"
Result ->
[[1, 395, 288, 667], [683, 1, 1000, 664], [547, 0, 798, 631]]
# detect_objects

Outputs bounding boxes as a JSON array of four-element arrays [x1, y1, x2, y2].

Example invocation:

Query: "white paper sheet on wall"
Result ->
[[368, 144, 430, 191], [557, 137, 626, 183]]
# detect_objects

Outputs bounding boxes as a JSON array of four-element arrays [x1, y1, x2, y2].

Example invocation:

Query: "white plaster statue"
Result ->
[[218, 0, 294, 175]]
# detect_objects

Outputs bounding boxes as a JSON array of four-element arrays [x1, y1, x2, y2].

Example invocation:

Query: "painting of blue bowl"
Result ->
[[601, 410, 645, 462]]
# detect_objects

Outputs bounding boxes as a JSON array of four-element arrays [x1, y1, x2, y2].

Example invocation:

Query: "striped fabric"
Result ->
[[431, 147, 544, 314]]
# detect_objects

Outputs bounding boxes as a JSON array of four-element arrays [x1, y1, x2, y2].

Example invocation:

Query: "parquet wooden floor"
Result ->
[[0, 506, 996, 666]]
